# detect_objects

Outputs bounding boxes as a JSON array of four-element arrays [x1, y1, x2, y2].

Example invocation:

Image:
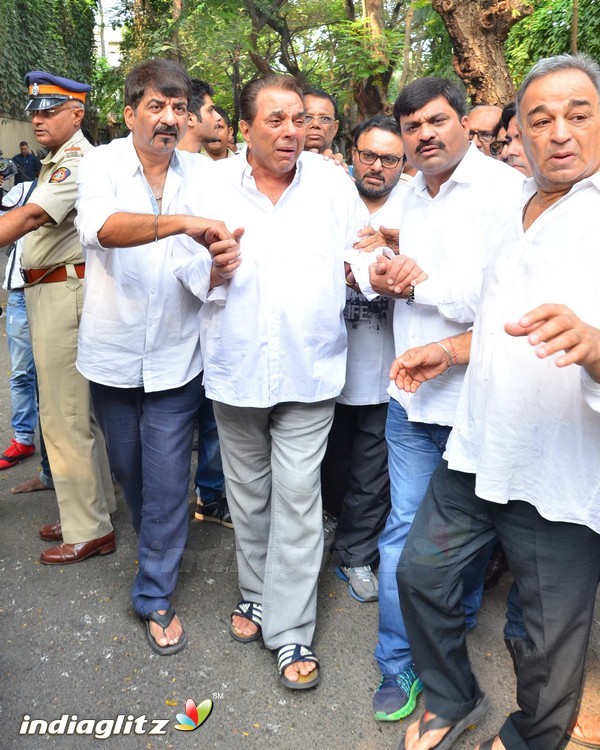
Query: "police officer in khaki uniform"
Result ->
[[0, 71, 115, 563]]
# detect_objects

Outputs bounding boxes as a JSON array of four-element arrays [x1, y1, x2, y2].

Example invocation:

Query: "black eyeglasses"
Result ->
[[489, 139, 508, 156], [468, 129, 495, 144], [354, 148, 404, 169], [304, 114, 335, 125]]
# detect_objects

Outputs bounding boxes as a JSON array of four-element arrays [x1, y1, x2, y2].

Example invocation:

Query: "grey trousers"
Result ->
[[398, 460, 600, 750], [213, 399, 335, 650]]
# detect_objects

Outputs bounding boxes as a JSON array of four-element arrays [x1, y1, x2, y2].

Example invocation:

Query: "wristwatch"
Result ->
[[405, 285, 415, 305]]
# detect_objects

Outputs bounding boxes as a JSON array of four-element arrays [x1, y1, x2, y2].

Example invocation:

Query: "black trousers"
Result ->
[[398, 460, 600, 750], [320, 402, 391, 567]]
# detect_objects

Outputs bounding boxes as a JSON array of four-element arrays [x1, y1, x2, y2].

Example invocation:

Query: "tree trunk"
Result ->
[[431, 0, 533, 105], [571, 0, 579, 53], [97, 0, 106, 58], [352, 0, 393, 118], [171, 0, 183, 63], [399, 1, 416, 88]]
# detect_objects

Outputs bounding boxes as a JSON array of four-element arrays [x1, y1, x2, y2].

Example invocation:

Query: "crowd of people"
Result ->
[[1, 50, 600, 750]]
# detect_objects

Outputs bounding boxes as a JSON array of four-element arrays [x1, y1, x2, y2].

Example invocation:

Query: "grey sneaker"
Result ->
[[336, 565, 378, 602], [322, 511, 338, 551], [194, 490, 233, 529]]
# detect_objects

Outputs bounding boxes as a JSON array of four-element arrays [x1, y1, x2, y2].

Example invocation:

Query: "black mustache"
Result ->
[[417, 141, 444, 153]]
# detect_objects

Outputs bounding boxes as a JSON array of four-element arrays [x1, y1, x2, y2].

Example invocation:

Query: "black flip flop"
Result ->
[[143, 605, 188, 656], [401, 693, 490, 750]]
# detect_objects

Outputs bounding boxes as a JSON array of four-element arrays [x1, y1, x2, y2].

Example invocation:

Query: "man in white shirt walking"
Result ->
[[358, 77, 524, 723], [176, 74, 422, 689], [76, 59, 239, 656], [396, 53, 600, 750]]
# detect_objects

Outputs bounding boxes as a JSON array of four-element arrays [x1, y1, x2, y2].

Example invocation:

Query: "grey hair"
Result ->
[[516, 53, 600, 123]]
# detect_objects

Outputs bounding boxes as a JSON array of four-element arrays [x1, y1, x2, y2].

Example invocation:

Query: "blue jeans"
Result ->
[[90, 375, 202, 616], [194, 385, 224, 503], [6, 290, 53, 486], [6, 290, 37, 444], [375, 399, 487, 675]]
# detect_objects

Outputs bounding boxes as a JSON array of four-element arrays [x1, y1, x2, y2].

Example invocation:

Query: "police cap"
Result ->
[[24, 71, 91, 112]]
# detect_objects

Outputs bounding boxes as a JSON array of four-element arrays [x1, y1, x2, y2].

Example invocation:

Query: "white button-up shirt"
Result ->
[[388, 144, 524, 425], [174, 151, 362, 408], [340, 181, 407, 405], [2, 181, 33, 291], [446, 174, 600, 533], [76, 135, 208, 392]]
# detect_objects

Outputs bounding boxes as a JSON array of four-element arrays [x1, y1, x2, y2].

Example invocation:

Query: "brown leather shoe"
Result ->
[[39, 521, 63, 542], [568, 712, 600, 748], [40, 531, 116, 565]]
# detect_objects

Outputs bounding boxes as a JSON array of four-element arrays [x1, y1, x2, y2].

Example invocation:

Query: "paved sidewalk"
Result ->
[[0, 280, 597, 750]]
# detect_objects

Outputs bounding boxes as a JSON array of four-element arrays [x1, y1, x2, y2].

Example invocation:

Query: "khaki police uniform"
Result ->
[[22, 129, 115, 544]]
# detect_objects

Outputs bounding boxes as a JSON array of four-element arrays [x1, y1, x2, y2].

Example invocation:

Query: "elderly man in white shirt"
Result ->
[[175, 74, 422, 690], [76, 59, 239, 657], [395, 53, 600, 750], [349, 77, 525, 724]]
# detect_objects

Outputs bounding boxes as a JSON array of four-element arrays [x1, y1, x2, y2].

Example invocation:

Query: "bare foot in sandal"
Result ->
[[475, 739, 506, 750], [149, 610, 184, 647], [403, 694, 490, 750], [283, 660, 318, 683], [231, 615, 259, 639], [403, 712, 451, 750], [229, 601, 262, 642]]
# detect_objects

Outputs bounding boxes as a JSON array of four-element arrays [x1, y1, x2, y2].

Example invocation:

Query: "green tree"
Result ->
[[506, 0, 600, 85], [0, 0, 98, 119]]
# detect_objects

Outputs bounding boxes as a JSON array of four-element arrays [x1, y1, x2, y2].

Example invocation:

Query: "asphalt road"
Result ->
[[0, 278, 598, 750]]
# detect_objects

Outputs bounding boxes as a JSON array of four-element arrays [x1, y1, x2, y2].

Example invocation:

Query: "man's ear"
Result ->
[[73, 106, 85, 128], [460, 115, 470, 140], [239, 120, 251, 147], [124, 105, 135, 132]]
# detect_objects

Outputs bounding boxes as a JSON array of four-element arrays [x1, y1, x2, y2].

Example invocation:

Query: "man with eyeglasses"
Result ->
[[303, 88, 340, 154], [0, 71, 116, 564], [349, 77, 523, 724], [468, 104, 502, 157], [321, 115, 409, 605]]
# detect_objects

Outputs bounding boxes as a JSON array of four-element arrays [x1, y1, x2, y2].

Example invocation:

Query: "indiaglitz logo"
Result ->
[[174, 699, 213, 731], [19, 714, 170, 739], [18, 698, 214, 739]]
